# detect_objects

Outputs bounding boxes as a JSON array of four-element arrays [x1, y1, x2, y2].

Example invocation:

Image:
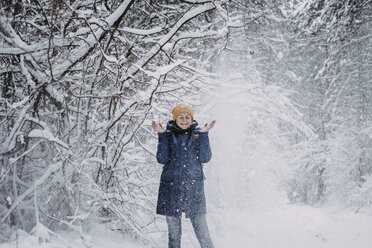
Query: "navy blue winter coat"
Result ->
[[156, 120, 212, 218]]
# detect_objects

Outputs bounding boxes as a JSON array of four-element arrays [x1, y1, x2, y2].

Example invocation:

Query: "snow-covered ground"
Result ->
[[2, 205, 372, 248], [209, 205, 372, 248], [0, 224, 143, 248]]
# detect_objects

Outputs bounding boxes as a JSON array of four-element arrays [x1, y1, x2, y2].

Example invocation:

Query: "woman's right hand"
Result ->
[[152, 121, 166, 133]]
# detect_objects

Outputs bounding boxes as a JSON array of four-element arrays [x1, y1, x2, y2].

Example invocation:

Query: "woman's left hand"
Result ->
[[201, 120, 216, 132]]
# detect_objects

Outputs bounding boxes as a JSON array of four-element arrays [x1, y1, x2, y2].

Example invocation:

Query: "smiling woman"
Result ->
[[172, 103, 193, 130], [151, 103, 216, 248]]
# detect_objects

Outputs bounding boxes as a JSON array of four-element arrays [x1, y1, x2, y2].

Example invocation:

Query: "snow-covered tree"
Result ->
[[288, 0, 372, 206], [0, 0, 226, 244]]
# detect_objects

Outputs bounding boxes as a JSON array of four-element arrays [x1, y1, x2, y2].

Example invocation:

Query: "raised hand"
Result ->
[[201, 120, 216, 132], [152, 121, 166, 133]]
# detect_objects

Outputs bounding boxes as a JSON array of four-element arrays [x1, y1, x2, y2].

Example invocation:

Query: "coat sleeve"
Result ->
[[156, 132, 170, 165], [198, 132, 212, 163]]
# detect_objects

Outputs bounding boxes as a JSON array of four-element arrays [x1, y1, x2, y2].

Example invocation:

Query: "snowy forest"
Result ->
[[1, 0, 372, 247]]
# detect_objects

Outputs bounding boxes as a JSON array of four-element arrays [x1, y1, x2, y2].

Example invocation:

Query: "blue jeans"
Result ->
[[166, 214, 214, 248]]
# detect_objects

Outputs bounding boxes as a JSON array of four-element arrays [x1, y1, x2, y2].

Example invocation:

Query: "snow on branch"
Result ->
[[0, 47, 31, 55], [7, 96, 30, 109], [8, 140, 44, 165], [117, 27, 162, 35], [174, 30, 221, 41], [80, 172, 145, 238], [2, 104, 30, 152], [28, 129, 69, 149], [132, 60, 185, 80], [23, 116, 69, 149], [124, 3, 215, 82], [1, 162, 61, 223], [56, 0, 135, 80], [20, 55, 36, 89], [182, 0, 213, 3], [1, 22, 52, 55]]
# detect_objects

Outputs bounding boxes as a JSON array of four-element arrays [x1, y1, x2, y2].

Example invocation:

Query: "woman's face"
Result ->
[[175, 112, 192, 130]]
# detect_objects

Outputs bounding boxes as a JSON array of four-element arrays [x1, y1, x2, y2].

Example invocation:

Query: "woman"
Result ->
[[152, 103, 216, 248]]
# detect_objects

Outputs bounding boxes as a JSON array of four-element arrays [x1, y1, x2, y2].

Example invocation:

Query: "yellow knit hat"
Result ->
[[172, 103, 194, 121]]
